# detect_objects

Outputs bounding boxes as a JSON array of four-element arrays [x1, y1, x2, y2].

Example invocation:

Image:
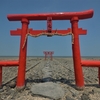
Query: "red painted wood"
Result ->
[[10, 28, 86, 36], [16, 18, 29, 88], [10, 28, 22, 35], [81, 60, 100, 67], [99, 68, 100, 85], [0, 60, 19, 66], [0, 67, 2, 87], [71, 17, 84, 88], [43, 51, 54, 60], [0, 61, 19, 88], [47, 17, 52, 33], [81, 60, 100, 85], [7, 9, 93, 21], [77, 28, 87, 35]]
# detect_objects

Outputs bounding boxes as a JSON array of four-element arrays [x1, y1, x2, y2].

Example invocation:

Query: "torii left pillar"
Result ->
[[43, 51, 48, 60], [16, 18, 29, 89], [8, 19, 29, 89]]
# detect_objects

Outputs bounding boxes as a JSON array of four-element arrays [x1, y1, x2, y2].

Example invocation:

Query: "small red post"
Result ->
[[16, 18, 29, 89], [99, 67, 100, 85], [81, 60, 100, 67], [0, 66, 2, 88], [0, 60, 19, 66], [71, 17, 84, 90]]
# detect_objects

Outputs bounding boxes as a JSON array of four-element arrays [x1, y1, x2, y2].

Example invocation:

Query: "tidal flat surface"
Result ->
[[0, 56, 100, 100]]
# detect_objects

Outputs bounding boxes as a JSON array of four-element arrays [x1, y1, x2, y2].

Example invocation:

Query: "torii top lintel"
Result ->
[[7, 9, 93, 21]]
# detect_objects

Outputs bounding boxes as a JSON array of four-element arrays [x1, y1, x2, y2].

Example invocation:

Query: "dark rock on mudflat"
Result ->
[[81, 93, 90, 100], [9, 81, 16, 88], [0, 88, 3, 92], [92, 88, 100, 94], [31, 82, 65, 99], [66, 96, 74, 100]]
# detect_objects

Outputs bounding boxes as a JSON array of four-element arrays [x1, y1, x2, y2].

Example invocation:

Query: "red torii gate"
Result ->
[[2, 9, 99, 90], [43, 51, 54, 60], [0, 61, 19, 88]]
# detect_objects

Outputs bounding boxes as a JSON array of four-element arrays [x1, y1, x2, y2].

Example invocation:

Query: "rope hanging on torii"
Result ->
[[23, 17, 73, 48], [22, 28, 73, 49], [10, 29, 74, 49], [10, 27, 86, 49], [10, 17, 87, 49]]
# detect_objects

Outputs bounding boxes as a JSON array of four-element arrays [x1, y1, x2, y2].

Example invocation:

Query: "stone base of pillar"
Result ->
[[16, 85, 25, 91], [75, 86, 84, 91]]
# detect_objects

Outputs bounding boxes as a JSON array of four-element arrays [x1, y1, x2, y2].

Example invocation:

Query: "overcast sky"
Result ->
[[0, 0, 100, 56]]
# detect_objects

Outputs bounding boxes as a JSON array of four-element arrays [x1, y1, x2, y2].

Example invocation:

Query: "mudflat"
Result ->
[[0, 56, 100, 100]]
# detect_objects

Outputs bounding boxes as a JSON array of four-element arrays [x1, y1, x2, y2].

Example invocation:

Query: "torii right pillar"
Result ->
[[70, 17, 84, 90], [50, 51, 54, 60]]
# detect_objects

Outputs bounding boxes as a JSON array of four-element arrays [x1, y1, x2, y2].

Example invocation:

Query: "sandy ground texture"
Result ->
[[0, 56, 100, 100]]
